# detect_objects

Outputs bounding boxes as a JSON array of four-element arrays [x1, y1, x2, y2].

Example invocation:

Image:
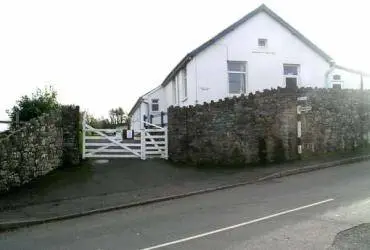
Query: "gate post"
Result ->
[[164, 128, 168, 159], [141, 129, 146, 160], [82, 112, 86, 159], [143, 115, 147, 129], [160, 111, 164, 127]]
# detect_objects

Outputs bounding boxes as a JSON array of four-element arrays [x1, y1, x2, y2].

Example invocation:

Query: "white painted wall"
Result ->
[[130, 102, 147, 131], [182, 11, 331, 105], [163, 69, 190, 107], [164, 81, 173, 107], [130, 85, 167, 130], [184, 61, 197, 106], [145, 87, 166, 114], [329, 69, 370, 90], [131, 11, 370, 119], [146, 86, 166, 126]]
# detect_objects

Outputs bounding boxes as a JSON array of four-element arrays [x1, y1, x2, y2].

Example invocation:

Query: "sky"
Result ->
[[1, 0, 370, 130]]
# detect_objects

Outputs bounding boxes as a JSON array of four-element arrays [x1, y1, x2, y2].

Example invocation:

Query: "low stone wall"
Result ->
[[0, 131, 10, 140], [0, 105, 80, 193], [299, 88, 370, 156], [168, 88, 298, 166], [61, 105, 80, 166], [168, 88, 370, 166]]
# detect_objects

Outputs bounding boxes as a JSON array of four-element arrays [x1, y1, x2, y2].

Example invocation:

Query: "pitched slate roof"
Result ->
[[161, 4, 334, 87], [335, 65, 370, 77]]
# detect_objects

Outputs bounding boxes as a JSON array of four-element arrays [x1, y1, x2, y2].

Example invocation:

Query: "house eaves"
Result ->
[[161, 4, 333, 88], [335, 65, 370, 77], [128, 84, 162, 117], [128, 97, 143, 117]]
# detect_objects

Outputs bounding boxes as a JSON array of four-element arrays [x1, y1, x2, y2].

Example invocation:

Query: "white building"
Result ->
[[129, 4, 370, 131]]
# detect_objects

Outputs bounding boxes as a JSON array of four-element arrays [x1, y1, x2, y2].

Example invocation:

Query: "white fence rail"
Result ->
[[82, 115, 168, 160], [141, 121, 168, 160]]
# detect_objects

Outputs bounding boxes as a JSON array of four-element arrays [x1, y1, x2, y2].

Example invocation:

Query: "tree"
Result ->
[[85, 113, 99, 128], [108, 107, 127, 125], [7, 86, 59, 127], [84, 107, 129, 129]]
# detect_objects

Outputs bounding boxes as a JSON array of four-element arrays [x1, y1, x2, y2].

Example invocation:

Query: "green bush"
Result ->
[[7, 86, 59, 128]]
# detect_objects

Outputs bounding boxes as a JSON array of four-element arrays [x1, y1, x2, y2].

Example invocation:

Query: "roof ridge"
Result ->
[[161, 4, 333, 87]]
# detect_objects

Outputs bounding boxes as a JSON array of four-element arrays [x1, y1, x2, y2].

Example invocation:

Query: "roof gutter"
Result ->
[[334, 65, 370, 77], [161, 55, 193, 87], [128, 97, 143, 117], [324, 62, 370, 89]]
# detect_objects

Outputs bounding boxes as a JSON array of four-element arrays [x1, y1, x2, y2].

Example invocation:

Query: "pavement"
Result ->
[[1, 153, 370, 231], [331, 223, 370, 249], [1, 159, 370, 249]]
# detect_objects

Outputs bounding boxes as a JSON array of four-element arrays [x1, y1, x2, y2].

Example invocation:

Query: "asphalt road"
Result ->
[[2, 160, 370, 250]]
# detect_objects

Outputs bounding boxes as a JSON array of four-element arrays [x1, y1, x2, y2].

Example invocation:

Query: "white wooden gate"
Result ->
[[82, 115, 167, 160], [141, 121, 168, 160]]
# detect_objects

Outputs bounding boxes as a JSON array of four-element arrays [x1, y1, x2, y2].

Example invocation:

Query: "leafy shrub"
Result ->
[[7, 86, 59, 128]]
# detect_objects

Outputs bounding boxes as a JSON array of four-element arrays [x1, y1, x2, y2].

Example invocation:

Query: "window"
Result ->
[[151, 99, 159, 112], [333, 74, 341, 81], [182, 69, 187, 99], [284, 65, 299, 75], [332, 83, 341, 89], [283, 64, 300, 89], [258, 38, 267, 47], [227, 61, 247, 94]]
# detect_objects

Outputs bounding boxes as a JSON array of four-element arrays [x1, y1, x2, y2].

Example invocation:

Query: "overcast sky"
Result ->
[[1, 0, 369, 130]]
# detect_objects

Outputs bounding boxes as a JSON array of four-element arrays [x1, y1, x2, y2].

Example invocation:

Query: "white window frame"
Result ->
[[151, 99, 159, 112], [227, 61, 247, 95], [283, 64, 300, 88], [331, 74, 343, 89]]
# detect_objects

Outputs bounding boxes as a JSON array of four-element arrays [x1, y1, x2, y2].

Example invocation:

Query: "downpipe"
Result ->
[[324, 61, 336, 88]]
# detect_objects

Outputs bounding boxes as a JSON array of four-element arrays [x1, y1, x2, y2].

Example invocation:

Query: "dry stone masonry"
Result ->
[[61, 106, 81, 166], [168, 88, 298, 166], [168, 88, 370, 166], [0, 105, 80, 193], [298, 88, 370, 156]]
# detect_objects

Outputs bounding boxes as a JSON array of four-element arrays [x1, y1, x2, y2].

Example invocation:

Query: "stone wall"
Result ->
[[61, 105, 81, 166], [168, 88, 370, 166], [168, 88, 298, 166], [298, 88, 370, 156], [0, 105, 80, 193]]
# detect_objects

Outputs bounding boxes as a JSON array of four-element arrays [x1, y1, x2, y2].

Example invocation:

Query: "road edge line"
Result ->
[[140, 198, 334, 250], [1, 154, 369, 232]]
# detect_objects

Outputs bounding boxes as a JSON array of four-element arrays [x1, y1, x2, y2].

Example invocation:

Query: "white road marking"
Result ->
[[140, 198, 334, 250]]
